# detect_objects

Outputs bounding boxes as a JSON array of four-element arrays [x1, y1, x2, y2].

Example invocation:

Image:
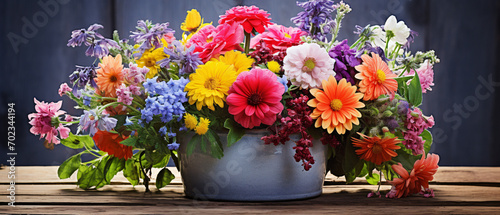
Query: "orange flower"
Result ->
[[351, 133, 401, 165], [354, 53, 398, 100], [307, 76, 365, 134], [93, 130, 133, 160], [95, 54, 124, 97], [390, 153, 440, 198]]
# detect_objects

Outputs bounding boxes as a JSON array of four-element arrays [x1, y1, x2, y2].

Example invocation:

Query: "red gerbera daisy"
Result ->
[[219, 5, 272, 34], [93, 130, 133, 160], [351, 133, 401, 165]]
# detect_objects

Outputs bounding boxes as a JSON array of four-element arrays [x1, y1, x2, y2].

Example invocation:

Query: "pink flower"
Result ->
[[227, 68, 285, 128], [283, 43, 336, 89], [163, 32, 176, 44], [403, 108, 435, 155], [250, 24, 307, 54], [28, 98, 70, 144], [188, 23, 244, 63], [219, 6, 271, 34], [116, 84, 133, 105], [124, 63, 149, 86], [58, 83, 72, 96], [65, 115, 74, 122], [407, 60, 434, 93]]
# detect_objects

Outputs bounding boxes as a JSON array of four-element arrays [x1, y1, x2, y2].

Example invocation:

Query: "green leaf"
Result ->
[[206, 130, 224, 159], [187, 134, 201, 157], [366, 173, 380, 185], [103, 157, 125, 183], [156, 168, 175, 189], [60, 133, 94, 149], [120, 136, 138, 147], [343, 140, 360, 174], [224, 119, 245, 147], [393, 76, 413, 82], [152, 152, 171, 168], [408, 72, 423, 107], [58, 154, 81, 179], [77, 156, 109, 189], [421, 129, 433, 154], [123, 159, 139, 186], [393, 149, 421, 170]]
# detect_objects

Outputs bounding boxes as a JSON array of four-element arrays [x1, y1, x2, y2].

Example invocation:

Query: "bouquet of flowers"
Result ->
[[29, 0, 440, 198]]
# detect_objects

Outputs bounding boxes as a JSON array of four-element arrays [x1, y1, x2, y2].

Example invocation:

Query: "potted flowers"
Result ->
[[28, 0, 440, 200]]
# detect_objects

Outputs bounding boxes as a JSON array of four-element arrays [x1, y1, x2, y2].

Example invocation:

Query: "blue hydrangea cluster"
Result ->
[[141, 77, 189, 124]]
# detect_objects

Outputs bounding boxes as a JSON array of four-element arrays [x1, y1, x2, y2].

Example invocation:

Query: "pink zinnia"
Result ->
[[28, 98, 70, 144], [219, 5, 271, 34], [58, 83, 72, 96], [407, 60, 434, 93], [250, 24, 307, 54], [188, 23, 244, 63], [389, 153, 440, 198], [227, 68, 284, 129]]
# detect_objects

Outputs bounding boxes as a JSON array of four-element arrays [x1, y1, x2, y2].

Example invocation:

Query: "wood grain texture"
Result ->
[[1, 166, 500, 214]]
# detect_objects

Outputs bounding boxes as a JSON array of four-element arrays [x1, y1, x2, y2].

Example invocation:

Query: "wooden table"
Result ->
[[1, 166, 499, 214]]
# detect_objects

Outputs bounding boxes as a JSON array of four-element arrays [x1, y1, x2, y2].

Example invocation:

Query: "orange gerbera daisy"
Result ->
[[307, 76, 365, 134], [389, 153, 440, 198], [354, 53, 398, 100], [351, 133, 401, 165], [95, 54, 124, 97]]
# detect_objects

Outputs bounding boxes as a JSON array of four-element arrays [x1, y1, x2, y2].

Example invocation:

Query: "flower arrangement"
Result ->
[[29, 0, 440, 198]]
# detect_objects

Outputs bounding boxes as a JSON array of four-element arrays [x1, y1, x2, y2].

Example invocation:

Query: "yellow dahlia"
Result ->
[[184, 61, 237, 110], [212, 50, 254, 75], [184, 113, 198, 130], [135, 39, 168, 79], [267, 60, 281, 73], [195, 117, 210, 135]]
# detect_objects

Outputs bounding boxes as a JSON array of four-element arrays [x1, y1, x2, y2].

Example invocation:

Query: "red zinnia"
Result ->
[[93, 130, 133, 160], [250, 24, 307, 54], [188, 23, 244, 62], [227, 68, 284, 128], [219, 5, 271, 34]]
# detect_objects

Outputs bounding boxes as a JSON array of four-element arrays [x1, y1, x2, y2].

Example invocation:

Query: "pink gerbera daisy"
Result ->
[[250, 24, 307, 54], [28, 98, 70, 144], [219, 5, 271, 34], [188, 23, 244, 63], [227, 68, 285, 128]]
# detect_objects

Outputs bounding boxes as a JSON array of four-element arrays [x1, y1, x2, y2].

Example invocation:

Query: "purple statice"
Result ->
[[291, 0, 336, 41], [67, 23, 119, 58], [402, 30, 419, 50], [356, 42, 390, 63], [397, 100, 410, 115], [328, 39, 361, 85], [69, 65, 98, 97], [158, 40, 202, 75], [383, 117, 399, 132], [130, 20, 175, 58], [141, 77, 189, 124], [167, 142, 180, 150]]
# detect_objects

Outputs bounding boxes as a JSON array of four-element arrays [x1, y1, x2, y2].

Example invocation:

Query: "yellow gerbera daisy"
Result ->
[[184, 113, 198, 130], [181, 9, 202, 33], [185, 61, 237, 111], [135, 39, 169, 79], [212, 50, 254, 75], [195, 117, 210, 135]]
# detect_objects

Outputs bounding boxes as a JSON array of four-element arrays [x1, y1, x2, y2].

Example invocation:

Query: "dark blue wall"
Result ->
[[1, 0, 499, 166]]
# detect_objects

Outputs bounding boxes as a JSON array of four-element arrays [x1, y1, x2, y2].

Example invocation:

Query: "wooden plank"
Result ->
[[1, 166, 499, 185]]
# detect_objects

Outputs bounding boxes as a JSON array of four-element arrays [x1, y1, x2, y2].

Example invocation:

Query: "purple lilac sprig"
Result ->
[[291, 0, 336, 41], [328, 39, 361, 85], [158, 40, 202, 75], [141, 77, 189, 124], [69, 65, 98, 97], [67, 24, 120, 58], [403, 108, 435, 155], [130, 20, 175, 58]]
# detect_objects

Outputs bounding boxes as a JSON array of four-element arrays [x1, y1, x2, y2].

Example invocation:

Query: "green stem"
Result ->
[[376, 171, 383, 193], [61, 120, 80, 125], [244, 32, 251, 55]]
